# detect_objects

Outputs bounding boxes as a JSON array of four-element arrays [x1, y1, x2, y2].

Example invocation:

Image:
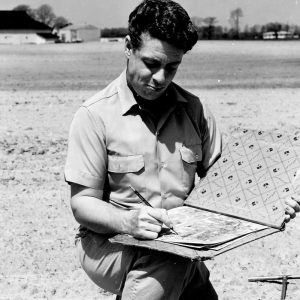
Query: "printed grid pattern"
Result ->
[[187, 130, 300, 227]]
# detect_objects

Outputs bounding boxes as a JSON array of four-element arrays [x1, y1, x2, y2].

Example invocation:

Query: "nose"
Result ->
[[152, 68, 166, 85]]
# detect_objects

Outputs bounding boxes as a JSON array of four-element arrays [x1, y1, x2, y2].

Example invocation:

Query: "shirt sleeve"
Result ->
[[199, 101, 222, 174], [64, 106, 107, 190]]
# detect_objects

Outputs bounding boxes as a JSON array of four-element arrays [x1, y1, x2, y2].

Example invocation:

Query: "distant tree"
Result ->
[[227, 28, 236, 39], [294, 25, 300, 37], [264, 22, 282, 39], [12, 4, 35, 19], [246, 24, 260, 39], [241, 24, 257, 39], [191, 16, 203, 28], [101, 27, 128, 38], [13, 3, 70, 31], [229, 8, 243, 38], [220, 26, 229, 39], [203, 17, 217, 39], [191, 17, 203, 39], [13, 4, 31, 11], [35, 4, 56, 27], [213, 25, 224, 39], [53, 16, 69, 30], [250, 24, 262, 39], [289, 24, 300, 37], [282, 24, 290, 32]]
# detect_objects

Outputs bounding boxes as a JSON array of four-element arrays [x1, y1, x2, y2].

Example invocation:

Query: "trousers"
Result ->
[[76, 231, 218, 300]]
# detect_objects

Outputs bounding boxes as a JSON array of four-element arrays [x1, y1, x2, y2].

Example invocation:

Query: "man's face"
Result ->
[[125, 33, 184, 100]]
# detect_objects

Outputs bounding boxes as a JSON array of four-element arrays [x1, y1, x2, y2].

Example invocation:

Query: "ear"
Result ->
[[124, 35, 132, 59]]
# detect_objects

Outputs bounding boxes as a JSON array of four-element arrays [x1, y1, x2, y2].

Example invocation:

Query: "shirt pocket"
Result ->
[[108, 154, 144, 173], [179, 144, 202, 193], [107, 154, 145, 203]]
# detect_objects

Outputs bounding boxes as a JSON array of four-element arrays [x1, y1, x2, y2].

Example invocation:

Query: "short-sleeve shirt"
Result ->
[[65, 70, 222, 210]]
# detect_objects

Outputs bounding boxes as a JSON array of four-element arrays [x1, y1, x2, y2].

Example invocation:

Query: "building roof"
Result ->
[[61, 24, 99, 31], [0, 10, 51, 31], [37, 32, 59, 40]]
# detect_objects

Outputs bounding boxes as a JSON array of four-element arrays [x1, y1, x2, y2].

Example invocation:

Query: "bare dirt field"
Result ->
[[1, 41, 300, 299]]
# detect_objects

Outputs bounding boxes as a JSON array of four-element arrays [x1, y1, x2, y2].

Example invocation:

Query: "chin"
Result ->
[[143, 95, 160, 101], [143, 89, 165, 100]]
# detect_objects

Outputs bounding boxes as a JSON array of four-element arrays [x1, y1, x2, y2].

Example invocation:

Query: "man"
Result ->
[[65, 0, 300, 299]]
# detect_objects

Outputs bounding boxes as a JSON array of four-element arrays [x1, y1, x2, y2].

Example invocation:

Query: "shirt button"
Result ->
[[195, 154, 199, 159]]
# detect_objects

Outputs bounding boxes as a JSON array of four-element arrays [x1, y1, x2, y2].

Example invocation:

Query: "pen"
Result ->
[[129, 185, 178, 235]]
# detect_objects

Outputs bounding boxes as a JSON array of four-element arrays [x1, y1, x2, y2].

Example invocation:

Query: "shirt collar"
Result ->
[[168, 82, 188, 104], [117, 69, 187, 116], [117, 70, 137, 115]]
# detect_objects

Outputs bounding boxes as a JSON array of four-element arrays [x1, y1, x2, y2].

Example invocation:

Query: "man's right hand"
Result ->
[[126, 206, 173, 240]]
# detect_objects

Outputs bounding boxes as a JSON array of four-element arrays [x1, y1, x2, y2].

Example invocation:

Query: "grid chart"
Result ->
[[186, 130, 300, 228]]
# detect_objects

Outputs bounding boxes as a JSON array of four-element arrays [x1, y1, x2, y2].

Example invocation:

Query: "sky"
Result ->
[[1, 0, 300, 29]]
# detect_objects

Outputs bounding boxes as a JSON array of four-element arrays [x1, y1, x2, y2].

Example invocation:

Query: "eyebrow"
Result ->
[[168, 60, 182, 65], [143, 57, 182, 65]]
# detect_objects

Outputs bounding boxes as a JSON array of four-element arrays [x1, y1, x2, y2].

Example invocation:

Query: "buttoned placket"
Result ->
[[140, 101, 178, 207], [118, 72, 192, 208]]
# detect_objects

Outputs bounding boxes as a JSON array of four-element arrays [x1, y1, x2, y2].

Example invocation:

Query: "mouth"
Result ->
[[146, 85, 165, 92]]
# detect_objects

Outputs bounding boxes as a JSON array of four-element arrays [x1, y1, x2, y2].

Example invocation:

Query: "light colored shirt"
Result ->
[[65, 70, 222, 210]]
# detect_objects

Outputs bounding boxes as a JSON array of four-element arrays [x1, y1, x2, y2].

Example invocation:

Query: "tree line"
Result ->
[[13, 4, 69, 30], [102, 8, 300, 40], [13, 5, 300, 40]]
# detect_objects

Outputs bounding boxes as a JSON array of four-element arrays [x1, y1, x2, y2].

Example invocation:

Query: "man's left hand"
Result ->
[[284, 192, 300, 222]]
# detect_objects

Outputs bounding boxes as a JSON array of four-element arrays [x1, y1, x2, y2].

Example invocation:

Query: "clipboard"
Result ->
[[110, 130, 300, 260]]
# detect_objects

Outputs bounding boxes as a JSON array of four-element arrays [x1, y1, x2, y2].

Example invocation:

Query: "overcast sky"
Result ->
[[1, 0, 300, 29]]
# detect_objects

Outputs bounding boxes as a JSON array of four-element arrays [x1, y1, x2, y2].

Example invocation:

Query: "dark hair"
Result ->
[[128, 0, 198, 53]]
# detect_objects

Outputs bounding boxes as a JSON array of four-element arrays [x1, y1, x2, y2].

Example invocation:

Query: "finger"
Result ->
[[284, 214, 291, 223], [143, 222, 162, 233], [285, 198, 300, 213], [148, 208, 174, 229], [133, 211, 162, 231], [130, 209, 162, 239], [285, 205, 296, 219], [135, 229, 159, 240], [137, 207, 164, 226]]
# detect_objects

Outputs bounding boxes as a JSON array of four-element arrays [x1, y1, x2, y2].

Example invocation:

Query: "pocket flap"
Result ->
[[179, 145, 202, 163], [108, 154, 144, 173]]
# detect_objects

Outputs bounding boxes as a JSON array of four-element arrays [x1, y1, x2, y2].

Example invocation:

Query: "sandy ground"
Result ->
[[1, 87, 300, 300], [1, 41, 300, 300]]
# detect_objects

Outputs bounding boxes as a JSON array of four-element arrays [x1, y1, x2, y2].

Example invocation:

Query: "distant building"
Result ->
[[58, 24, 100, 43], [0, 10, 58, 44], [277, 30, 293, 39], [263, 30, 293, 40], [262, 31, 276, 40]]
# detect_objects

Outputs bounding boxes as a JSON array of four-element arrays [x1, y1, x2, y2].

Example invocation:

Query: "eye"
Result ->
[[143, 60, 160, 70], [166, 64, 179, 72], [145, 62, 156, 68]]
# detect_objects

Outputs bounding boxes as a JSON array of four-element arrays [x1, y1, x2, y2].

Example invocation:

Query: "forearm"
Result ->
[[70, 184, 174, 239], [71, 195, 133, 235]]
